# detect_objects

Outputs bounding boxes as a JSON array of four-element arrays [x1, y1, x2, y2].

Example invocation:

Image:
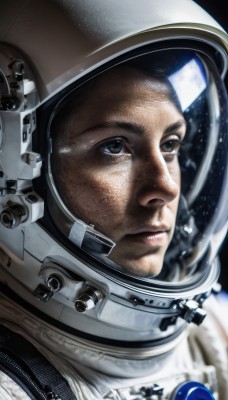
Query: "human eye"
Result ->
[[161, 136, 185, 155], [98, 137, 130, 156]]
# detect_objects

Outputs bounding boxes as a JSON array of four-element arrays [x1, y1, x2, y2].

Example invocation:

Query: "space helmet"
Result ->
[[0, 0, 227, 350]]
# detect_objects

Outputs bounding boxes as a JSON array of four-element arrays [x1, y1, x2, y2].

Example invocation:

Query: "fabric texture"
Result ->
[[0, 292, 227, 399]]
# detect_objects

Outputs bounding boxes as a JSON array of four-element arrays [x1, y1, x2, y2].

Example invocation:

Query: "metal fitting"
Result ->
[[33, 284, 54, 302], [75, 286, 102, 312], [0, 96, 19, 111], [177, 299, 207, 325], [33, 274, 63, 302], [46, 274, 63, 293], [0, 204, 27, 228]]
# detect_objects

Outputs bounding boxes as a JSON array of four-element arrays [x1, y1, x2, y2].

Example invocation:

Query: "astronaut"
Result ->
[[0, 0, 227, 399]]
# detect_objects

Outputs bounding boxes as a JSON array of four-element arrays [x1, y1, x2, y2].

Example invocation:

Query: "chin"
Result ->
[[110, 253, 165, 278]]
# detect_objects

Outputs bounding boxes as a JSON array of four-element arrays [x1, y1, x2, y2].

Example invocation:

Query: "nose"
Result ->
[[136, 152, 180, 207]]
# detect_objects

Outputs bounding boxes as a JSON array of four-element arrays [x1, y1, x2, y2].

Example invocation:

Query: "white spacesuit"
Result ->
[[0, 1, 227, 399]]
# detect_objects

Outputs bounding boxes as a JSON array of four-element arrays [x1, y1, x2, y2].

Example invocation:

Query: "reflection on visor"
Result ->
[[168, 58, 207, 111]]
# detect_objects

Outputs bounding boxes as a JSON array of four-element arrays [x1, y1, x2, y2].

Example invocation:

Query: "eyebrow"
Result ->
[[164, 119, 187, 134], [81, 118, 186, 136], [82, 121, 145, 136]]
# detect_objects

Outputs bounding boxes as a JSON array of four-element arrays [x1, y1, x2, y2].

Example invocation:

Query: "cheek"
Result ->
[[169, 158, 181, 193], [55, 155, 130, 233], [171, 163, 181, 218]]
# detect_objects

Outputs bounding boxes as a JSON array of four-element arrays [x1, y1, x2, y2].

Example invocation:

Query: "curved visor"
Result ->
[[48, 48, 228, 286]]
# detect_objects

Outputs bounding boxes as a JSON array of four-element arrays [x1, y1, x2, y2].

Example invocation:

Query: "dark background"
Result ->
[[194, 0, 228, 292]]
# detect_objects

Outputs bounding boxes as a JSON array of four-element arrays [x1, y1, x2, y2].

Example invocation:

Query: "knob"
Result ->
[[172, 381, 216, 399]]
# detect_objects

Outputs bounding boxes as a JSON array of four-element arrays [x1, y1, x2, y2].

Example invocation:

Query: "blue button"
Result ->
[[173, 381, 216, 399]]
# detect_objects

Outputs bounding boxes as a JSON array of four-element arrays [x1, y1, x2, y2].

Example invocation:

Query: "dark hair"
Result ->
[[50, 53, 184, 138]]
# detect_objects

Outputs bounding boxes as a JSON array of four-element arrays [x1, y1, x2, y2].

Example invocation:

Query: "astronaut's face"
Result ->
[[52, 67, 186, 276]]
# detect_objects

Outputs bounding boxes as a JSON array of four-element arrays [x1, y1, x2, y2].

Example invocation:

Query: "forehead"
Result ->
[[86, 66, 173, 102], [52, 65, 183, 139], [66, 66, 179, 121]]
